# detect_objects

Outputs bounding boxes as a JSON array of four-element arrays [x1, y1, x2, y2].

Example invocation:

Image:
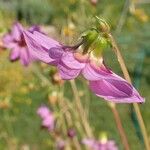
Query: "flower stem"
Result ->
[[109, 34, 150, 150], [70, 80, 93, 138], [109, 103, 130, 150]]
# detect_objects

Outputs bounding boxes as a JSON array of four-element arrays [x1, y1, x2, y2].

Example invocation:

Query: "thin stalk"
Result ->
[[109, 34, 150, 150], [115, 0, 130, 35], [109, 103, 130, 150], [70, 80, 93, 138], [59, 99, 82, 150]]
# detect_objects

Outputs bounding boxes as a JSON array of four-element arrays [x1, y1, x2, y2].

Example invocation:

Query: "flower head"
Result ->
[[90, 0, 98, 6], [3, 22, 41, 66], [67, 128, 76, 138], [82, 138, 118, 150], [37, 105, 55, 131], [23, 30, 144, 103], [56, 140, 65, 150]]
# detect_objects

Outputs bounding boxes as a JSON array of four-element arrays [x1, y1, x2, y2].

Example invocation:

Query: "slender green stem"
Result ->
[[108, 103, 130, 150], [115, 0, 130, 35], [57, 96, 82, 149], [110, 34, 150, 150], [70, 80, 93, 138]]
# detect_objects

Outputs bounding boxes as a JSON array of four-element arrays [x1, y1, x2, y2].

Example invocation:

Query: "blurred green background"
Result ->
[[0, 0, 150, 149]]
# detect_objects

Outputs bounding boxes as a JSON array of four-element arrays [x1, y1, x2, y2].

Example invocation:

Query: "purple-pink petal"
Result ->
[[48, 47, 63, 60], [82, 63, 124, 81], [37, 106, 55, 131], [33, 31, 60, 49], [29, 25, 41, 33], [61, 52, 86, 70], [20, 47, 30, 66], [37, 106, 50, 119], [82, 139, 99, 150], [58, 62, 81, 80], [3, 34, 16, 49], [10, 47, 20, 61], [11, 23, 23, 41], [23, 31, 55, 64], [42, 115, 54, 130], [82, 138, 118, 150], [89, 79, 144, 103]]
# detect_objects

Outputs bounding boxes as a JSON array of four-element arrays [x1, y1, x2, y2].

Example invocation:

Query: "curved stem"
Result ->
[[109, 103, 130, 150], [115, 0, 130, 35], [109, 34, 150, 150], [70, 80, 93, 138]]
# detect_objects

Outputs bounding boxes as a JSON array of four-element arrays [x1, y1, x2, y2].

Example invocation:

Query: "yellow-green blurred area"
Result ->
[[0, 0, 150, 149]]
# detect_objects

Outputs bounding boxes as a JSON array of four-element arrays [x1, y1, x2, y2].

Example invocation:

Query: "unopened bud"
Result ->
[[48, 91, 58, 105], [95, 16, 110, 32]]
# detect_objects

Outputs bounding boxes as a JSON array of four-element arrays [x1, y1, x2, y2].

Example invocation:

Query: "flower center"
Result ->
[[15, 34, 26, 47], [18, 39, 26, 47]]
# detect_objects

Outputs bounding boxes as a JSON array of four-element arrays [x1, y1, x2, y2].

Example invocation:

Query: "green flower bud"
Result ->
[[95, 16, 110, 33]]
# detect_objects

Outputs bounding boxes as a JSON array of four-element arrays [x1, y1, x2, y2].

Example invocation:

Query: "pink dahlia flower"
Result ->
[[23, 31, 144, 103], [3, 22, 41, 66], [82, 138, 118, 150], [37, 105, 55, 131]]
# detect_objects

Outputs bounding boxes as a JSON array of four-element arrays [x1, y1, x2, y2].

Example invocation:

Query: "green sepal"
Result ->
[[81, 29, 99, 53], [92, 36, 108, 58]]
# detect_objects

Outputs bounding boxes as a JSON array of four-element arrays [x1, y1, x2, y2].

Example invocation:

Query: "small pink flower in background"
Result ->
[[56, 140, 65, 150], [37, 105, 55, 131], [90, 0, 98, 5], [82, 138, 118, 150], [67, 128, 76, 138], [23, 31, 144, 103], [3, 22, 41, 66]]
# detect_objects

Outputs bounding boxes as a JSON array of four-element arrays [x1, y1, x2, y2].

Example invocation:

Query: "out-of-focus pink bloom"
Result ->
[[3, 22, 41, 66], [37, 105, 55, 131], [56, 140, 65, 150], [23, 31, 144, 103], [67, 128, 76, 138], [82, 138, 118, 150], [90, 0, 98, 5]]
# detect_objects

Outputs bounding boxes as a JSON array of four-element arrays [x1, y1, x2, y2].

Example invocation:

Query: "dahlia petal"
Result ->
[[48, 47, 63, 60], [10, 47, 20, 61], [33, 31, 60, 49], [29, 25, 40, 33], [82, 63, 123, 81], [42, 116, 54, 127], [23, 31, 55, 64], [37, 106, 50, 119], [12, 23, 23, 41], [3, 34, 16, 49], [20, 47, 30, 66], [106, 141, 118, 150], [82, 139, 99, 150], [58, 62, 81, 80], [89, 79, 144, 103], [61, 52, 86, 69], [3, 34, 12, 44]]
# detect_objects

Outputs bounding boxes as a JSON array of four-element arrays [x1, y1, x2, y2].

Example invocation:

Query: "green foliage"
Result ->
[[15, 0, 54, 24]]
